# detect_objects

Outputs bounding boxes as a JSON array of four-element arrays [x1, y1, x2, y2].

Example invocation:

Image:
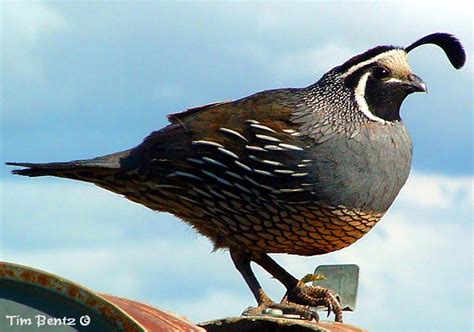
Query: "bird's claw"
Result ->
[[241, 300, 320, 322], [284, 281, 343, 322]]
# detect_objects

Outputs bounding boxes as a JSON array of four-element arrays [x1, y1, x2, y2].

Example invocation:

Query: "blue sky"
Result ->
[[1, 2, 472, 331]]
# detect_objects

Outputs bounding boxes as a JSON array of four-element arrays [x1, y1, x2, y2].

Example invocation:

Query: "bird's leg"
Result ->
[[230, 249, 275, 315], [252, 254, 343, 322], [230, 250, 319, 321]]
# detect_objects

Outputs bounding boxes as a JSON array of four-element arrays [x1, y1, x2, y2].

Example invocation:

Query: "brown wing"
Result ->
[[167, 100, 231, 124], [167, 89, 299, 137], [127, 88, 313, 199]]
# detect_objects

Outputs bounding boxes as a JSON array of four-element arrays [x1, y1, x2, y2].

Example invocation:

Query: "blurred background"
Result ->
[[1, 2, 472, 331]]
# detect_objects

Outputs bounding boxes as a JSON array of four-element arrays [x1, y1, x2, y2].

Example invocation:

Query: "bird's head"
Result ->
[[329, 33, 466, 123]]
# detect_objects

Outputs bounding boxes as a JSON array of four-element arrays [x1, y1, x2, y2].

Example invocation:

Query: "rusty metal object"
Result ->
[[100, 293, 203, 332], [0, 261, 365, 331], [199, 316, 367, 332], [0, 261, 204, 331]]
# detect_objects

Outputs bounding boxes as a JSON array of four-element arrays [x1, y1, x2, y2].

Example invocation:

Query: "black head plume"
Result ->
[[405, 33, 466, 69]]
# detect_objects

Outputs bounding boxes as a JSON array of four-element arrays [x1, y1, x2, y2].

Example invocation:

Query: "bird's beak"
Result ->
[[405, 73, 428, 93]]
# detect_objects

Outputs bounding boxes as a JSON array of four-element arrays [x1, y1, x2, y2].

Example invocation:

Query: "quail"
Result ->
[[8, 33, 465, 322]]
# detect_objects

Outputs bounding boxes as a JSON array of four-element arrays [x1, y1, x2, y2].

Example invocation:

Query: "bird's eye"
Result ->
[[373, 67, 391, 80]]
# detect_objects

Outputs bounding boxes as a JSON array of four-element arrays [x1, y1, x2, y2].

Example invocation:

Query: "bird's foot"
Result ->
[[284, 280, 343, 322], [242, 299, 320, 322]]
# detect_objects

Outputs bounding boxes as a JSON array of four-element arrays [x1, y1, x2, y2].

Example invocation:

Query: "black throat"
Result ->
[[364, 76, 408, 122]]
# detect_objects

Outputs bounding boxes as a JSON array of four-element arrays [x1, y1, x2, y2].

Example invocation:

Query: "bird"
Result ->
[[7, 32, 465, 323]]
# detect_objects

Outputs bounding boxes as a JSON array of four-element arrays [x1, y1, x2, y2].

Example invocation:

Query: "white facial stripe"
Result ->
[[354, 72, 386, 124], [386, 77, 404, 83], [341, 49, 406, 78]]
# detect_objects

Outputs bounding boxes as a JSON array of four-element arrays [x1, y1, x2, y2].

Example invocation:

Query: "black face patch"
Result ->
[[364, 72, 409, 121]]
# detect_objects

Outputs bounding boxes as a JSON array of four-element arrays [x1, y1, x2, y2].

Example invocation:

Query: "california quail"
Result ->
[[8, 33, 465, 322]]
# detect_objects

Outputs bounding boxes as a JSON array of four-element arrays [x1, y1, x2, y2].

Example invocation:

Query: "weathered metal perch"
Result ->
[[0, 262, 365, 331]]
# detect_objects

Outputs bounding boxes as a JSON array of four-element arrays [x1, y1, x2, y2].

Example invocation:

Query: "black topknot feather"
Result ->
[[405, 32, 466, 69]]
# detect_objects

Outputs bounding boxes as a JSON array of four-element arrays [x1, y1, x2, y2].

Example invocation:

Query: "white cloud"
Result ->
[[397, 172, 473, 209], [333, 215, 471, 329], [273, 44, 356, 80], [2, 2, 66, 45], [159, 289, 250, 323], [1, 171, 472, 330], [1, 2, 67, 80], [224, 2, 472, 80], [244, 2, 472, 44], [229, 42, 355, 84]]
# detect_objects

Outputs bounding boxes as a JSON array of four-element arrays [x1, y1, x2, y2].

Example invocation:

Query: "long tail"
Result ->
[[6, 150, 133, 182]]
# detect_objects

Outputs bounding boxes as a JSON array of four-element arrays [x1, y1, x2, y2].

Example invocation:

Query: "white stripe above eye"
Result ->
[[340, 49, 406, 78], [354, 72, 386, 124], [386, 77, 404, 83]]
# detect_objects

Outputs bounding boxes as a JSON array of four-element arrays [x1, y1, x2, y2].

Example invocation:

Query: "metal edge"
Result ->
[[100, 293, 205, 332], [0, 261, 145, 332]]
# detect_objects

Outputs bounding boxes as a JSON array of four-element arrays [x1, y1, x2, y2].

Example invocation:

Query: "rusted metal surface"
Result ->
[[101, 293, 205, 332], [318, 321, 366, 332], [1, 261, 365, 332], [0, 261, 204, 331], [0, 261, 142, 331], [199, 316, 367, 332]]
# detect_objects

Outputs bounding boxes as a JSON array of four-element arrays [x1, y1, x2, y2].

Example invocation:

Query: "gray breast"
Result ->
[[307, 121, 412, 213]]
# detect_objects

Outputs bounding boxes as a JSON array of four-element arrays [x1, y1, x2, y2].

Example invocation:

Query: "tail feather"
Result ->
[[6, 149, 134, 180], [7, 161, 95, 177]]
